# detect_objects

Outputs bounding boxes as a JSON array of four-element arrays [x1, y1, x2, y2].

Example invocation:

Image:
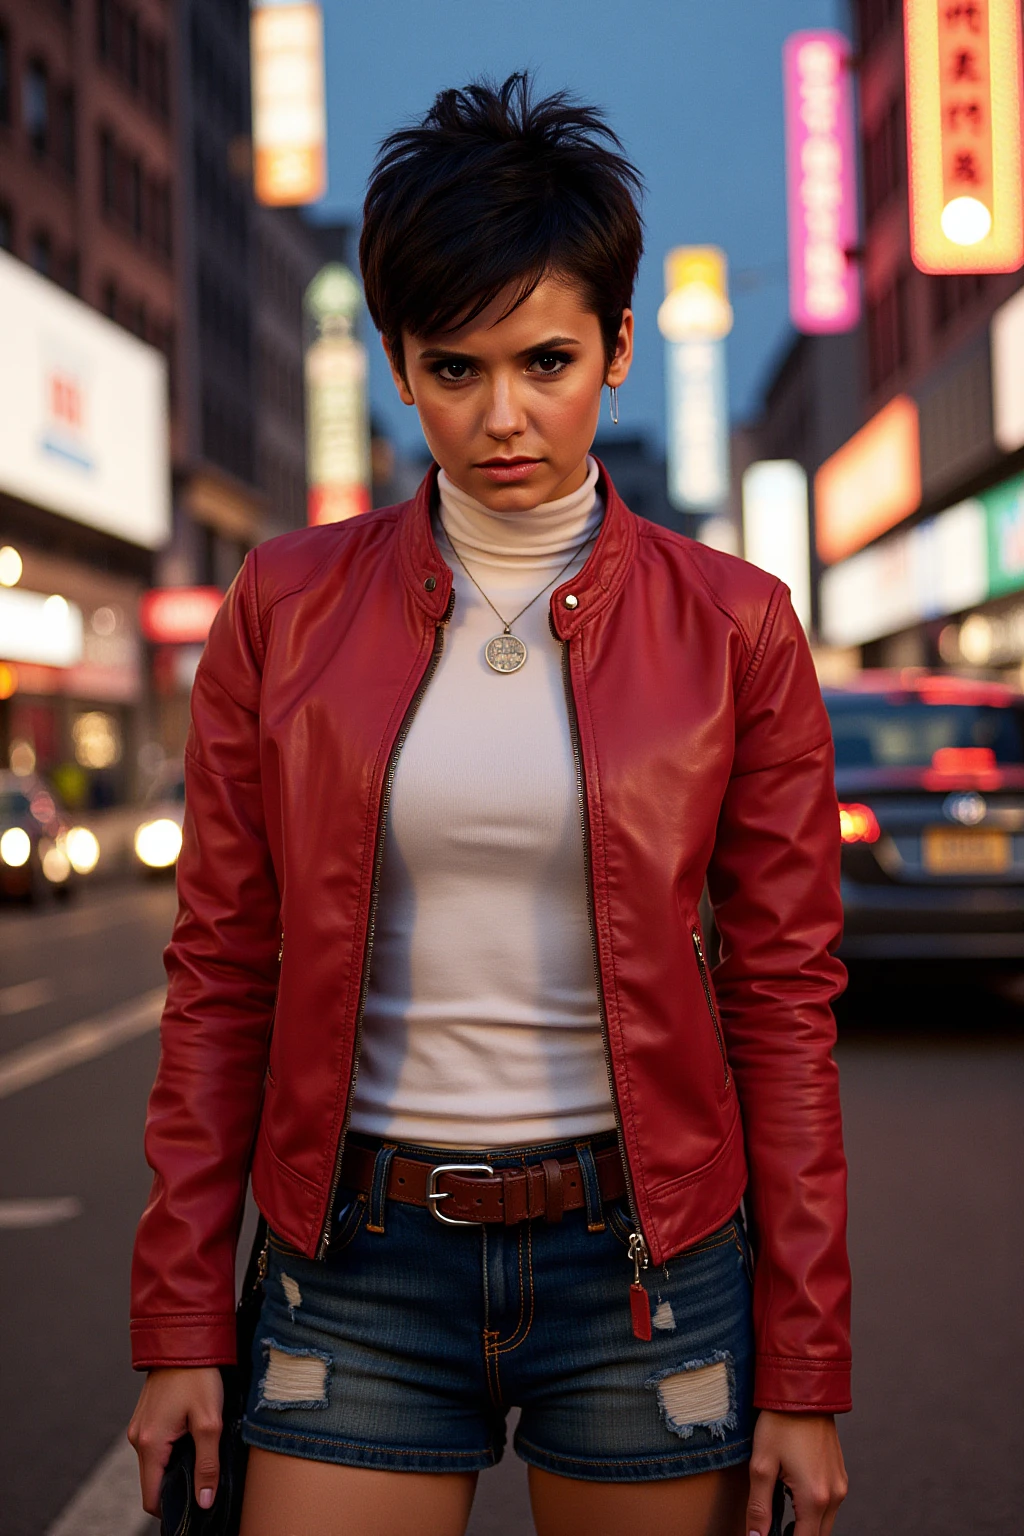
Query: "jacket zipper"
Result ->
[[559, 639, 648, 1273], [316, 603, 453, 1257], [691, 927, 729, 1089]]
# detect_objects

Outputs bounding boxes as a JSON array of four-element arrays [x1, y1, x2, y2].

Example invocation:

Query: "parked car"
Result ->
[[823, 671, 1024, 959], [0, 771, 100, 901], [133, 769, 184, 874]]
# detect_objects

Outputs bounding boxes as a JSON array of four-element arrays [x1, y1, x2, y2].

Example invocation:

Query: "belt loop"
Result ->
[[574, 1140, 605, 1232], [366, 1143, 397, 1234]]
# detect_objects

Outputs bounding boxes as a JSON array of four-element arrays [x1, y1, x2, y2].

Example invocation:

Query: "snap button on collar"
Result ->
[[563, 593, 579, 610], [424, 576, 437, 592]]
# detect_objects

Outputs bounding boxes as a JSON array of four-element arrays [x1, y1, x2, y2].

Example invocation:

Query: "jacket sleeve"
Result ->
[[706, 581, 851, 1413], [130, 551, 280, 1370]]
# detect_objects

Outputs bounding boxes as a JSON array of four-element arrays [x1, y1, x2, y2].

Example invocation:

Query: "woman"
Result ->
[[129, 75, 850, 1536]]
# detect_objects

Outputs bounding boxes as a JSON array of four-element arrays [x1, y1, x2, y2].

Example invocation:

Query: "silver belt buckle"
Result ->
[[426, 1163, 494, 1227]]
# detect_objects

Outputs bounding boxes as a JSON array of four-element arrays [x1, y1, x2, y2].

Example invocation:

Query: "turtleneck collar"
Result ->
[[437, 456, 602, 568]]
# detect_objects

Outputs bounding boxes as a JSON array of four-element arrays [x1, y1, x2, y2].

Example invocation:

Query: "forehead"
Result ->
[[409, 274, 601, 354]]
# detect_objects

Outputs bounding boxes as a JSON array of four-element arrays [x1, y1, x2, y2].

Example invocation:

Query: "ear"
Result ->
[[382, 335, 416, 406], [604, 309, 634, 390]]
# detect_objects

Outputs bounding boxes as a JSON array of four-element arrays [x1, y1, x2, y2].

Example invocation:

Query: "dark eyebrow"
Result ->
[[416, 335, 583, 363]]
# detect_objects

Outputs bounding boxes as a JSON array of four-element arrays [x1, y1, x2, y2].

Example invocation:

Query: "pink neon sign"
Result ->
[[783, 30, 861, 334]]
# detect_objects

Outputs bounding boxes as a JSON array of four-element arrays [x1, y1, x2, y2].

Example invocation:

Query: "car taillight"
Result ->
[[930, 747, 996, 775], [839, 802, 880, 844]]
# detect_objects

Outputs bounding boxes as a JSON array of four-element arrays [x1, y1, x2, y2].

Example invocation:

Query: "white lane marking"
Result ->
[[0, 977, 57, 1015], [0, 1195, 83, 1228], [0, 987, 165, 1100], [45, 1432, 153, 1536]]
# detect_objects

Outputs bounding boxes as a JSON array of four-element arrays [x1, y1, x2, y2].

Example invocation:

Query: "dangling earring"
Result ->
[[608, 385, 620, 426]]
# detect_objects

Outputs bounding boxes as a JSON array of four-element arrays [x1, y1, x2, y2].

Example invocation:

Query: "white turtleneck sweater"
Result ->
[[349, 457, 617, 1147]]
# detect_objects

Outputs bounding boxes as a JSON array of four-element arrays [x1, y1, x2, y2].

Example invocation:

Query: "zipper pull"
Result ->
[[628, 1232, 651, 1340], [256, 1231, 269, 1284], [278, 931, 284, 963]]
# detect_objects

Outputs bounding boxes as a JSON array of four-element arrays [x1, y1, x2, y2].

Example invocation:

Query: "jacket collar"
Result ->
[[397, 457, 638, 637]]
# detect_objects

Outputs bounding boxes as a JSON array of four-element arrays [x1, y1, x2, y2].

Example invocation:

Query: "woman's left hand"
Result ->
[[745, 1410, 848, 1536]]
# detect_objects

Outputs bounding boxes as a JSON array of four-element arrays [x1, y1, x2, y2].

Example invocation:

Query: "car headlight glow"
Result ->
[[134, 818, 183, 869], [65, 826, 101, 874], [0, 826, 31, 867], [42, 845, 72, 883]]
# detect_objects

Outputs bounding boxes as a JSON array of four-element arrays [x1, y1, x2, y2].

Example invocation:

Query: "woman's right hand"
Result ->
[[127, 1366, 224, 1517]]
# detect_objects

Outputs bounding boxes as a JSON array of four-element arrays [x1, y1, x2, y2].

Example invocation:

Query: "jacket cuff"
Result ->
[[753, 1354, 852, 1414], [130, 1314, 239, 1372]]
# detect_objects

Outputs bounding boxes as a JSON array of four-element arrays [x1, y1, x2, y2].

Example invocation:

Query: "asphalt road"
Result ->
[[1, 880, 1021, 1536]]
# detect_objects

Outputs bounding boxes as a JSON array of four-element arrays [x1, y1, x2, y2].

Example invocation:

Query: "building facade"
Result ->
[[814, 0, 1024, 676]]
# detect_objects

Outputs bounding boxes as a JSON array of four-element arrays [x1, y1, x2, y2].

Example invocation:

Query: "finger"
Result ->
[[135, 1433, 172, 1517], [190, 1411, 223, 1511], [745, 1451, 780, 1536], [791, 1480, 830, 1536]]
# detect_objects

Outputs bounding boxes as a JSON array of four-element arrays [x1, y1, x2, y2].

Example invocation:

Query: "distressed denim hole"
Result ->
[[280, 1272, 302, 1318], [647, 1352, 737, 1441], [256, 1338, 331, 1411]]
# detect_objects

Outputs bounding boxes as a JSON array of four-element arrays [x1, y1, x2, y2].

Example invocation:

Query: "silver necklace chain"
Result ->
[[439, 523, 597, 635]]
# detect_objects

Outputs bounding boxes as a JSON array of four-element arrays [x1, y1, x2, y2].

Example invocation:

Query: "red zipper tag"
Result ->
[[630, 1281, 652, 1340], [627, 1230, 651, 1339]]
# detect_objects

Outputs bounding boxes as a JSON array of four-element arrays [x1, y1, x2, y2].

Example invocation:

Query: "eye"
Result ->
[[430, 359, 476, 382], [528, 351, 571, 376]]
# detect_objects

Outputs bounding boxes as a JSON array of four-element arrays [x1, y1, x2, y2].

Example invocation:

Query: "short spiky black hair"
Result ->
[[359, 72, 644, 373]]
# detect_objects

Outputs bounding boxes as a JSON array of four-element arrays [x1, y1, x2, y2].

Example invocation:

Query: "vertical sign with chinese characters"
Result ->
[[783, 31, 861, 334], [905, 0, 1024, 272], [657, 248, 732, 513], [304, 266, 371, 525]]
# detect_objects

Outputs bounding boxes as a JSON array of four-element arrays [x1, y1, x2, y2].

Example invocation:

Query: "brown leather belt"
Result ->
[[340, 1142, 627, 1227]]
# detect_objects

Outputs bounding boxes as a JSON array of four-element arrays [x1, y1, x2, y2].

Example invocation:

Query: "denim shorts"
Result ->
[[241, 1133, 754, 1482]]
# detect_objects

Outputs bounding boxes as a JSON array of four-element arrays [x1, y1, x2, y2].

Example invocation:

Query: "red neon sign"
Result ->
[[783, 30, 861, 334], [140, 587, 224, 645]]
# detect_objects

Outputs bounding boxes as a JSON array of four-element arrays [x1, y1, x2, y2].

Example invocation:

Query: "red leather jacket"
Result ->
[[131, 463, 851, 1413]]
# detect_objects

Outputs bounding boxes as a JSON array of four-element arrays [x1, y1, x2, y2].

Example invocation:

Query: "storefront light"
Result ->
[[42, 845, 71, 883]]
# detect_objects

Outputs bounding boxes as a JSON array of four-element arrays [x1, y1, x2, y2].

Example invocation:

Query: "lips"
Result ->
[[475, 457, 542, 483]]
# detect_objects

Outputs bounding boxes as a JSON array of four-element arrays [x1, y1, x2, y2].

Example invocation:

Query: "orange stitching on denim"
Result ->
[[495, 1222, 536, 1359], [514, 1432, 751, 1469]]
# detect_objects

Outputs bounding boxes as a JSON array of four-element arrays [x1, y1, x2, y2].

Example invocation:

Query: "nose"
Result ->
[[483, 373, 527, 442]]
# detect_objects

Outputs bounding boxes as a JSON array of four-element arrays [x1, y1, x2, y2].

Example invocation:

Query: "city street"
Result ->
[[1, 880, 1020, 1536]]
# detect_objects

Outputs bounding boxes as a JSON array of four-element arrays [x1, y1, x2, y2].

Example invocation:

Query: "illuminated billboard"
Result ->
[[783, 30, 860, 333], [815, 395, 921, 565], [251, 2, 327, 207], [658, 247, 731, 512], [992, 286, 1024, 452], [742, 461, 811, 629], [904, 0, 1024, 273], [305, 265, 371, 525], [0, 251, 170, 549]]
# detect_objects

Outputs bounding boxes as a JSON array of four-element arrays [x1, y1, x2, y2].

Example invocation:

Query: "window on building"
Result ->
[[0, 25, 10, 127], [24, 59, 49, 156], [60, 249, 79, 295], [100, 127, 115, 211], [0, 201, 13, 251], [55, 85, 75, 176], [867, 270, 910, 391], [864, 95, 904, 226], [30, 228, 52, 279], [930, 272, 987, 332], [101, 277, 118, 319]]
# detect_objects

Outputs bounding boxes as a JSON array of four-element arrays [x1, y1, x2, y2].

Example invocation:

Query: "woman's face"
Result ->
[[387, 275, 633, 511]]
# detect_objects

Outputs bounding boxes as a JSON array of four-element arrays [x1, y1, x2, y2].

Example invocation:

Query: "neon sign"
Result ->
[[783, 30, 860, 334]]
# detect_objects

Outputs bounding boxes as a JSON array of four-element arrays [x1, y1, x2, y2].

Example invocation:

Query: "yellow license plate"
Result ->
[[923, 827, 1011, 874]]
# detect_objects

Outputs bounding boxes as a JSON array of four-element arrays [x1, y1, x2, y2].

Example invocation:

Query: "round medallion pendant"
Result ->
[[484, 633, 528, 673]]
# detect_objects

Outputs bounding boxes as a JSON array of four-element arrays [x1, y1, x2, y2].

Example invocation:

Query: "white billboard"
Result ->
[[992, 285, 1024, 454], [0, 250, 170, 548], [0, 588, 83, 668], [742, 461, 811, 630]]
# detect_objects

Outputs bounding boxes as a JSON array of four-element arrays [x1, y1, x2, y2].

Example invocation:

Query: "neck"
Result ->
[[437, 457, 601, 567]]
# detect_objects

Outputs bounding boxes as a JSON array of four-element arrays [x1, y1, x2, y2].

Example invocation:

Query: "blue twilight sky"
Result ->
[[314, 0, 849, 456]]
